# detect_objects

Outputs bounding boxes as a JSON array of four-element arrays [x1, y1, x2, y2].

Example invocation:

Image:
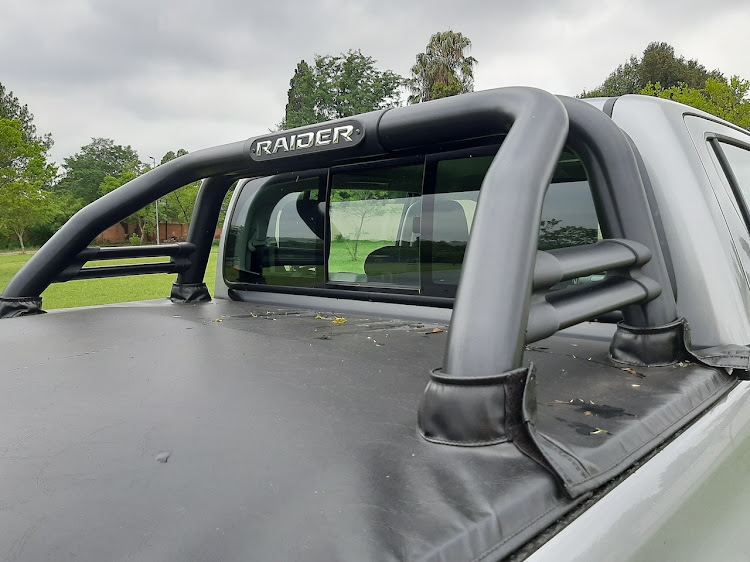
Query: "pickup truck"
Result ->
[[2, 87, 750, 561]]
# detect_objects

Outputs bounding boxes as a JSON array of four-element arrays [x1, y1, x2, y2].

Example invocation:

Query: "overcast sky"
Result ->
[[2, 0, 749, 168]]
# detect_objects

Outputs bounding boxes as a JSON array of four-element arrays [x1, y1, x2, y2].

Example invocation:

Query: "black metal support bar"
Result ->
[[176, 177, 236, 286], [381, 89, 570, 378], [526, 276, 661, 343], [2, 143, 254, 299], [533, 239, 651, 291], [75, 243, 194, 261], [56, 263, 184, 282], [52, 242, 197, 283], [558, 96, 677, 327]]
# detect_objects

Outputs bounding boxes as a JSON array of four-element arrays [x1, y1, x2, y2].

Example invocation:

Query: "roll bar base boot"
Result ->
[[418, 366, 533, 446], [610, 318, 689, 367], [0, 297, 44, 318], [612, 317, 750, 378], [170, 282, 212, 303]]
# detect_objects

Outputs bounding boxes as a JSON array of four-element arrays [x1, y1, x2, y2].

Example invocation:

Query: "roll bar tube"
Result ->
[[558, 96, 677, 327], [2, 88, 677, 384], [3, 142, 252, 299], [378, 90, 571, 377]]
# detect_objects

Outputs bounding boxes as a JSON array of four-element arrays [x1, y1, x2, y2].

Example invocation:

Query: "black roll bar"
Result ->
[[526, 240, 661, 342], [557, 96, 677, 327], [442, 97, 678, 377], [3, 142, 252, 299], [176, 176, 236, 286], [53, 242, 197, 283], [380, 90, 571, 377], [1, 88, 677, 383], [532, 239, 650, 290]]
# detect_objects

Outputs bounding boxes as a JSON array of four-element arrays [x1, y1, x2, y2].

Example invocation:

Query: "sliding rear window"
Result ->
[[224, 146, 600, 298]]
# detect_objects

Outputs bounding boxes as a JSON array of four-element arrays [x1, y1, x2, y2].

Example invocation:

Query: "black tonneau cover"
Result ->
[[0, 301, 731, 560], [2, 87, 742, 559]]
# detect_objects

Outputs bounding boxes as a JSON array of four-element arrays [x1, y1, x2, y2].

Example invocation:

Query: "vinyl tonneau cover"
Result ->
[[0, 300, 732, 561]]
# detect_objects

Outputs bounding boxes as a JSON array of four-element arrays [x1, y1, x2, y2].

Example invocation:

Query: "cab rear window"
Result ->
[[224, 146, 600, 298]]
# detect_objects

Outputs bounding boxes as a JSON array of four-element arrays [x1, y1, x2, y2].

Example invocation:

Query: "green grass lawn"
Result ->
[[0, 248, 219, 310], [0, 239, 397, 310], [329, 239, 389, 274]]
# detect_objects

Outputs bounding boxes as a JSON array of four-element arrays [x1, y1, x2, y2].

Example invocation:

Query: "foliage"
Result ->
[[129, 234, 142, 246], [159, 149, 188, 165], [100, 169, 156, 241], [0, 118, 58, 253], [408, 30, 478, 104], [639, 42, 723, 90], [641, 77, 750, 129], [538, 219, 599, 251], [282, 61, 319, 130], [160, 149, 201, 225], [280, 50, 403, 129], [23, 190, 79, 247], [581, 55, 642, 98], [0, 81, 52, 149], [581, 42, 723, 98], [56, 138, 143, 206], [330, 190, 393, 261]]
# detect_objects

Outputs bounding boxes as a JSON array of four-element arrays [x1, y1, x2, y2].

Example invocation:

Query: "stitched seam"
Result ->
[[470, 502, 565, 562], [536, 433, 588, 480], [419, 432, 509, 447]]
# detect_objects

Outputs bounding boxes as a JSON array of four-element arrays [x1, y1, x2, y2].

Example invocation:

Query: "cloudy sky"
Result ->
[[2, 0, 749, 168]]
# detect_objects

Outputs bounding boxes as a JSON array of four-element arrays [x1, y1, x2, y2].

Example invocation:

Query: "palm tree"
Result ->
[[408, 31, 478, 104]]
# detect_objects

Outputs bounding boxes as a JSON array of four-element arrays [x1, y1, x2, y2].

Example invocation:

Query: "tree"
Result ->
[[642, 76, 750, 129], [159, 149, 201, 225], [538, 219, 599, 251], [56, 138, 142, 206], [330, 189, 392, 262], [581, 42, 723, 98], [0, 81, 52, 149], [100, 169, 155, 242], [639, 42, 723, 90], [0, 118, 57, 252], [281, 61, 319, 130], [581, 55, 643, 97], [98, 149, 202, 244], [280, 50, 403, 129], [408, 30, 478, 104]]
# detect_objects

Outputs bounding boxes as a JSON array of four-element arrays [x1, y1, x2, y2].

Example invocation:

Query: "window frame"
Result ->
[[710, 135, 750, 228]]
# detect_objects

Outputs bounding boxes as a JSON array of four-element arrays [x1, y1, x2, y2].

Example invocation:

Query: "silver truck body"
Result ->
[[529, 95, 750, 561]]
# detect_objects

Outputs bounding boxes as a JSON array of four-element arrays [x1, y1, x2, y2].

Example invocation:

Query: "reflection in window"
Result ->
[[225, 149, 602, 296], [426, 155, 599, 295], [224, 175, 325, 287], [539, 181, 600, 250], [329, 165, 423, 286]]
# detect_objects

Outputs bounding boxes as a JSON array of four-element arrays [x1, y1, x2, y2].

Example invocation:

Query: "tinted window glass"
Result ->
[[539, 181, 600, 250], [224, 150, 600, 297], [329, 164, 423, 286], [224, 174, 325, 287], [421, 153, 598, 295], [719, 142, 750, 199]]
